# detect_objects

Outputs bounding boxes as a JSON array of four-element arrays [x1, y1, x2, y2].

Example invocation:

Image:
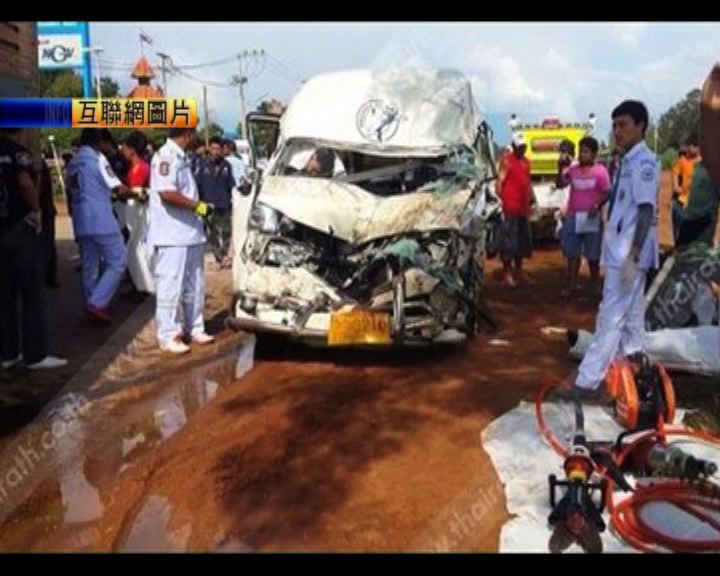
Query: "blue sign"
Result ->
[[37, 22, 92, 97]]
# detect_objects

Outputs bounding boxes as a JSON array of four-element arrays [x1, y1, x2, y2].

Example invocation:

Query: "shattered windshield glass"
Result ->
[[271, 141, 489, 197]]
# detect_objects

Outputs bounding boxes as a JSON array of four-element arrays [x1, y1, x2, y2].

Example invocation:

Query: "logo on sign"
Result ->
[[38, 34, 84, 69], [43, 44, 75, 64]]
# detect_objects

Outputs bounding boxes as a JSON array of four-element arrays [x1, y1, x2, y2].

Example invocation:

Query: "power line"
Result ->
[[172, 66, 234, 89], [174, 55, 237, 69], [263, 58, 304, 86], [263, 64, 302, 88], [97, 54, 235, 72], [265, 53, 304, 82], [97, 59, 136, 70], [246, 52, 263, 79], [97, 49, 304, 94], [97, 50, 296, 75]]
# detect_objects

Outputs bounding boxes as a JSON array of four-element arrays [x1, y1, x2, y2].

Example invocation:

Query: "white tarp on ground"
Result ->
[[569, 327, 720, 376], [482, 401, 720, 553]]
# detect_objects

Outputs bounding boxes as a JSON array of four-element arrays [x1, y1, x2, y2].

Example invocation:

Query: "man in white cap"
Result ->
[[496, 133, 536, 287]]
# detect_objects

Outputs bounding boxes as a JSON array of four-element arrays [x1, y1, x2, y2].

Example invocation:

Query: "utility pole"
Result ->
[[156, 52, 171, 95], [94, 55, 102, 99], [232, 49, 265, 139], [236, 74, 247, 139], [83, 46, 104, 98], [47, 135, 66, 199], [203, 85, 209, 147]]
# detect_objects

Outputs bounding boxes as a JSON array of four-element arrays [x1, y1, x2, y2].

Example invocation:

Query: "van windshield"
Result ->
[[272, 141, 480, 197]]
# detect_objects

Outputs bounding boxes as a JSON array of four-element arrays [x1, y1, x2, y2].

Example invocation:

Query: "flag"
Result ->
[[139, 29, 153, 45]]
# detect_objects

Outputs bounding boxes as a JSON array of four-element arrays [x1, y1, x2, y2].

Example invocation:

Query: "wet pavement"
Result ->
[[0, 347, 242, 551]]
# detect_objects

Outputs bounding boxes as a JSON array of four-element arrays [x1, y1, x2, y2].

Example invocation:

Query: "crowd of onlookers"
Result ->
[[0, 125, 253, 368]]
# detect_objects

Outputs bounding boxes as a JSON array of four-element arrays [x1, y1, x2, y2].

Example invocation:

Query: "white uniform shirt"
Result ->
[[66, 146, 122, 238], [147, 138, 205, 247], [601, 140, 660, 270]]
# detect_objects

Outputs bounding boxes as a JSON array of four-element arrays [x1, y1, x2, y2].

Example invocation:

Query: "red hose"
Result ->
[[535, 379, 720, 552], [535, 378, 571, 458]]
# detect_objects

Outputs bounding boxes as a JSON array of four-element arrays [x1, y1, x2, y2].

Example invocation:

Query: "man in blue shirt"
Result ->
[[195, 136, 236, 269], [66, 129, 134, 323]]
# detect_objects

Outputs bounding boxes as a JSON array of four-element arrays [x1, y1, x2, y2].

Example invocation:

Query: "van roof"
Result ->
[[280, 68, 477, 156]]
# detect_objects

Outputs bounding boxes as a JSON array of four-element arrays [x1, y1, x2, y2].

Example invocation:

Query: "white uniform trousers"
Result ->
[[576, 266, 647, 389], [154, 244, 205, 346]]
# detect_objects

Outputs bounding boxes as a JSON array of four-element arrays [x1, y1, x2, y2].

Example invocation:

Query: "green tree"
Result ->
[[39, 70, 120, 98], [660, 146, 679, 171], [644, 120, 659, 152], [96, 76, 120, 98], [40, 128, 76, 154], [198, 122, 224, 141], [40, 70, 83, 97], [656, 89, 701, 153], [239, 100, 282, 159], [40, 127, 169, 157]]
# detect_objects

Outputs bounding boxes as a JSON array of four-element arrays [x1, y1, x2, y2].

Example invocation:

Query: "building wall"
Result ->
[[0, 21, 39, 152]]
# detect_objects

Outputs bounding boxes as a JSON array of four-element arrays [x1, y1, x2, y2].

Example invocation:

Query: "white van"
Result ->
[[227, 68, 499, 346]]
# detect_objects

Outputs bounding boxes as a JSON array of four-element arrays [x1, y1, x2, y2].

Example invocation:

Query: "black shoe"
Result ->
[[567, 329, 579, 348]]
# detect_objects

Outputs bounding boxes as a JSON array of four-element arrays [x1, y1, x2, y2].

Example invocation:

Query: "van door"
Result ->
[[232, 113, 282, 293], [246, 112, 281, 172]]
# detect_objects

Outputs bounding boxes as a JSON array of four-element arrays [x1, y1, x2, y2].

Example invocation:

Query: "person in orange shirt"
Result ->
[[671, 146, 687, 243], [676, 135, 701, 205], [671, 146, 686, 196], [672, 135, 701, 243]]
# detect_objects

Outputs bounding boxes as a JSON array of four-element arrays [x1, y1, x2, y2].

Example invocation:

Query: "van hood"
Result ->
[[256, 174, 473, 245]]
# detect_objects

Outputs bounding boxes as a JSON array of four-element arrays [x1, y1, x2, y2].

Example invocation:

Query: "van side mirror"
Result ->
[[475, 120, 497, 177]]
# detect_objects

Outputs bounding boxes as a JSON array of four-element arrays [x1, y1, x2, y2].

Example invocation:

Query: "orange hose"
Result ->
[[535, 379, 720, 552], [535, 378, 571, 458], [607, 427, 720, 552]]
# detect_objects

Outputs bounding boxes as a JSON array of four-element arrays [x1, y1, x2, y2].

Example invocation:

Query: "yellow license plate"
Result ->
[[327, 310, 392, 346]]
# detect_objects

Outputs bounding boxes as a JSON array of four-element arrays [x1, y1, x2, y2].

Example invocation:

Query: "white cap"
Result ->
[[512, 133, 526, 148]]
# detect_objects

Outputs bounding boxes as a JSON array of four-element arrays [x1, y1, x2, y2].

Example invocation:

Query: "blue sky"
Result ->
[[92, 22, 720, 146]]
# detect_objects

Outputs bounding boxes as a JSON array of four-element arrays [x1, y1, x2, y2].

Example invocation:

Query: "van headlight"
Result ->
[[249, 204, 280, 234]]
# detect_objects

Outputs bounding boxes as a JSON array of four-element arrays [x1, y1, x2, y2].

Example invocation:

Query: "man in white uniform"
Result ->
[[66, 129, 133, 322], [572, 100, 660, 395], [148, 127, 215, 355]]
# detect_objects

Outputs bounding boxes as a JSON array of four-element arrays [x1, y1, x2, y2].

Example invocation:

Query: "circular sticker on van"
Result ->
[[356, 100, 400, 143]]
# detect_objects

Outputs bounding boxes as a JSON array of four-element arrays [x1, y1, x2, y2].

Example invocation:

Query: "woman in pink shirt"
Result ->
[[556, 136, 611, 297]]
